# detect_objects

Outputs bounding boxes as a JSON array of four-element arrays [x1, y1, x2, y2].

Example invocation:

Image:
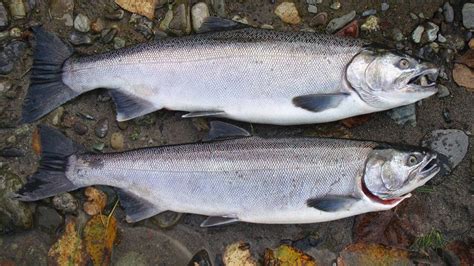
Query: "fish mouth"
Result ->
[[418, 153, 440, 179], [405, 68, 439, 91]]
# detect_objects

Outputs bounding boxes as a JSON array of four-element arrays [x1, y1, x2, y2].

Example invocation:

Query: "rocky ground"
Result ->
[[0, 0, 473, 265]]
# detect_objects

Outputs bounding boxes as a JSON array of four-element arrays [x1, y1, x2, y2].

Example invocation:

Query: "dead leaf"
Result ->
[[335, 19, 359, 38], [32, 128, 41, 155], [443, 240, 473, 266], [83, 187, 107, 216], [83, 214, 117, 266], [264, 244, 316, 266], [223, 242, 257, 266], [337, 243, 411, 266], [115, 0, 157, 20], [453, 63, 474, 90], [341, 114, 372, 128], [48, 218, 86, 266], [456, 49, 474, 68]]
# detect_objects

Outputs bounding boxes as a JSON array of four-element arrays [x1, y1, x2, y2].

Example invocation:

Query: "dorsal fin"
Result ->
[[203, 121, 251, 141], [196, 16, 249, 33]]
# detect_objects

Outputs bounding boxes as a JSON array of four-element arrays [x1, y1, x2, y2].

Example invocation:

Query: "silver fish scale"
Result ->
[[65, 27, 366, 97], [71, 137, 377, 216]]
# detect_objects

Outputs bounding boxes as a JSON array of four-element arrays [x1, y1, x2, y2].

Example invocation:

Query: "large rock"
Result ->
[[168, 0, 191, 35], [0, 3, 9, 30], [0, 230, 50, 265], [0, 168, 33, 234], [274, 2, 301, 25]]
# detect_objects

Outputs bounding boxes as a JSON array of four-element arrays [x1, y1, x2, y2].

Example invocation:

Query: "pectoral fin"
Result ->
[[292, 93, 349, 112], [116, 189, 164, 223], [203, 121, 251, 141], [109, 90, 157, 121], [200, 216, 239, 227], [306, 196, 359, 212], [182, 111, 226, 118]]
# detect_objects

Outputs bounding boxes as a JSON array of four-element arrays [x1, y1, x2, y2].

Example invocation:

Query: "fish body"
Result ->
[[22, 18, 439, 125], [16, 124, 440, 226]]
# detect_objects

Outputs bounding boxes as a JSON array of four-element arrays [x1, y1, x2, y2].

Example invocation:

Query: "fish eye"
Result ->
[[407, 155, 418, 166], [398, 59, 410, 69]]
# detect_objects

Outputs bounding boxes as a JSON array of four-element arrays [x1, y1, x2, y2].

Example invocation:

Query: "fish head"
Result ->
[[346, 47, 439, 109], [362, 145, 440, 204]]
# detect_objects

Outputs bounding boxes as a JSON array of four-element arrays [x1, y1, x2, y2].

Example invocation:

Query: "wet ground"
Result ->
[[0, 0, 473, 265]]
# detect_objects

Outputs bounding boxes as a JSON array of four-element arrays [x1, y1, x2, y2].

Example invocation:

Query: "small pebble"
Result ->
[[442, 108, 451, 123], [74, 14, 90, 32], [6, 135, 16, 144], [101, 28, 117, 44], [361, 16, 379, 32], [437, 84, 450, 98], [52, 193, 78, 213], [0, 3, 9, 30], [9, 27, 21, 38], [310, 12, 328, 26], [51, 107, 64, 126], [95, 118, 109, 138], [69, 31, 92, 46], [106, 9, 124, 20], [73, 122, 88, 135], [261, 24, 274, 30], [191, 2, 210, 32], [307, 5, 318, 14], [392, 28, 405, 41], [381, 2, 389, 12], [111, 132, 124, 150], [0, 148, 25, 157], [410, 13, 418, 20], [8, 0, 26, 19], [113, 37, 126, 49], [326, 11, 356, 33], [388, 104, 416, 127], [91, 18, 105, 33], [437, 33, 447, 43], [362, 9, 376, 17], [117, 121, 128, 130], [462, 3, 474, 29], [443, 2, 454, 23], [425, 22, 439, 42], [36, 206, 63, 234], [274, 2, 301, 25], [93, 142, 104, 151], [412, 25, 424, 43], [418, 12, 425, 19], [330, 1, 341, 10]]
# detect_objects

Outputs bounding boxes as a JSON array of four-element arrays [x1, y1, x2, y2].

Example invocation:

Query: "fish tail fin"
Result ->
[[14, 125, 80, 201], [21, 27, 78, 123]]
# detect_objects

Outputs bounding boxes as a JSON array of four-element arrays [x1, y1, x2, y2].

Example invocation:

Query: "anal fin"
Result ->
[[292, 93, 349, 112], [200, 216, 239, 227], [203, 121, 251, 141], [116, 189, 164, 223], [182, 111, 225, 118], [109, 90, 157, 121], [306, 196, 358, 212]]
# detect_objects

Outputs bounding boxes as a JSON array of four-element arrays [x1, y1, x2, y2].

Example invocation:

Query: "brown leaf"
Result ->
[[456, 49, 474, 68], [83, 187, 107, 216], [48, 218, 87, 266], [453, 63, 474, 90], [335, 20, 359, 38], [337, 243, 411, 266], [32, 128, 41, 155], [264, 244, 316, 266], [443, 240, 473, 266], [341, 114, 372, 128], [353, 201, 421, 248], [83, 215, 117, 266], [223, 242, 257, 266], [115, 0, 157, 20]]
